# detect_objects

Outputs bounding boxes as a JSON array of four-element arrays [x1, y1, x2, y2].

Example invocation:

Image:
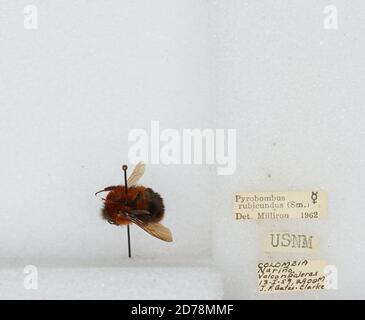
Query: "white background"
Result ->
[[0, 1, 364, 299], [0, 0, 212, 265]]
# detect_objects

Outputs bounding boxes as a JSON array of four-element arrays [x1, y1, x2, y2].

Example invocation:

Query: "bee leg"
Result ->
[[95, 186, 118, 196], [132, 192, 143, 205], [130, 210, 151, 218]]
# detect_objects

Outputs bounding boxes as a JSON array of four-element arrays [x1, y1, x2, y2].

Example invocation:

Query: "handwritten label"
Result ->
[[257, 260, 327, 294], [233, 191, 327, 221], [264, 232, 319, 253]]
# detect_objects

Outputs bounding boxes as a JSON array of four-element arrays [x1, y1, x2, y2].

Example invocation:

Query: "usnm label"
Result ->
[[257, 259, 327, 294], [233, 191, 328, 221], [263, 232, 319, 253]]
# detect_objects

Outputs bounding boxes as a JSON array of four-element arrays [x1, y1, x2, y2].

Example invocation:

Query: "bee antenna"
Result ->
[[94, 190, 104, 196], [94, 186, 118, 196]]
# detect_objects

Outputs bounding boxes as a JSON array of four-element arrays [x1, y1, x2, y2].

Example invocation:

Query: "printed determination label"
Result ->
[[233, 191, 328, 221], [263, 232, 319, 253], [257, 259, 327, 293]]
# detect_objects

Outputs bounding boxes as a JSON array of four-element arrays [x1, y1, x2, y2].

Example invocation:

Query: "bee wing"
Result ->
[[127, 162, 145, 187], [130, 216, 173, 242]]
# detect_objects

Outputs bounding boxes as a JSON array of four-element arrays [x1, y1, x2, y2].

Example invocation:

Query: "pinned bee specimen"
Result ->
[[95, 162, 173, 258]]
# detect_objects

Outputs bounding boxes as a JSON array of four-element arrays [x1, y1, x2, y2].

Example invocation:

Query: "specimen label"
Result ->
[[263, 231, 319, 253], [257, 259, 327, 293], [233, 191, 327, 221]]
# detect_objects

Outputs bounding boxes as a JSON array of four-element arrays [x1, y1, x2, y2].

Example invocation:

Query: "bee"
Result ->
[[95, 162, 173, 242]]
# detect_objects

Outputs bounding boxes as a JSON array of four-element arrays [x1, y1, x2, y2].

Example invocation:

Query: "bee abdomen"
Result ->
[[145, 188, 165, 222]]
